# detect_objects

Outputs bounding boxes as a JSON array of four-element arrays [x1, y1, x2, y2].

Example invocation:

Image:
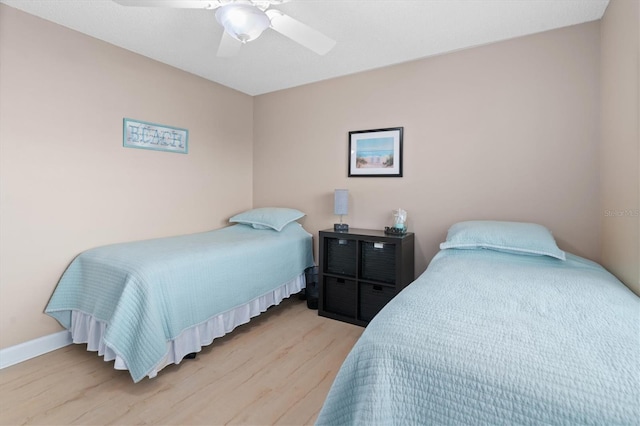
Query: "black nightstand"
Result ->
[[318, 228, 415, 326]]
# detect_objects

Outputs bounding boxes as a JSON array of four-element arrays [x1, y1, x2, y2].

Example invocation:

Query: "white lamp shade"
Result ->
[[334, 189, 349, 215], [215, 3, 271, 43]]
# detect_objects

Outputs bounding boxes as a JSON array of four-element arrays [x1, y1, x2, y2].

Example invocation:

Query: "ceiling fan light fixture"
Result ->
[[215, 3, 271, 43]]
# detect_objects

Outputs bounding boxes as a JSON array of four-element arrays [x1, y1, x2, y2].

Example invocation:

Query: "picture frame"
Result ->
[[123, 118, 188, 154], [348, 127, 403, 177]]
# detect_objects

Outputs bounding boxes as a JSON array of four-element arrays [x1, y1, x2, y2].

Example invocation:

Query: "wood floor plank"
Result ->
[[0, 297, 362, 425]]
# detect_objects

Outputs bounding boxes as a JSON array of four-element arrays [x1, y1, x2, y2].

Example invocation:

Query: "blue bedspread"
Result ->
[[46, 223, 314, 382], [317, 249, 640, 425]]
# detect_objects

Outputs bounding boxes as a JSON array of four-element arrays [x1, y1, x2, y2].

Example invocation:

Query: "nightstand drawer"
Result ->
[[359, 283, 395, 322], [361, 241, 396, 283], [326, 238, 357, 277], [324, 277, 356, 317]]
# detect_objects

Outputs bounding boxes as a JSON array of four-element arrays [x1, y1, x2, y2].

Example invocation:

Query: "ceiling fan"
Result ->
[[112, 0, 336, 57]]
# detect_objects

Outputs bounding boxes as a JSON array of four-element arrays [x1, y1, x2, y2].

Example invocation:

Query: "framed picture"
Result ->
[[349, 127, 403, 177], [123, 118, 188, 154]]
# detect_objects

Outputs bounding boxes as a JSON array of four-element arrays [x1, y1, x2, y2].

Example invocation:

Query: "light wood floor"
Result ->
[[0, 297, 363, 425]]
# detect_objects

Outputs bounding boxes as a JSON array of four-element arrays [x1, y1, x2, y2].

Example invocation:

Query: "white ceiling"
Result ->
[[1, 0, 609, 96]]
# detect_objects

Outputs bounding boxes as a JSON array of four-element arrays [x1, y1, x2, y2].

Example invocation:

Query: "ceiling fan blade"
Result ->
[[112, 0, 221, 9], [217, 31, 243, 57], [253, 0, 291, 9], [266, 10, 335, 55]]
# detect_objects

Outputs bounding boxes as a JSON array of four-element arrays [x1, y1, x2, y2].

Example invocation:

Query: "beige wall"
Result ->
[[600, 0, 640, 295], [254, 22, 602, 277], [0, 5, 254, 348]]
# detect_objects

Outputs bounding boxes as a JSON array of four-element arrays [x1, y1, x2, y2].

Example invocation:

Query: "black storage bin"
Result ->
[[324, 276, 356, 317], [359, 283, 395, 322], [360, 241, 396, 283], [326, 238, 357, 277], [305, 266, 319, 309]]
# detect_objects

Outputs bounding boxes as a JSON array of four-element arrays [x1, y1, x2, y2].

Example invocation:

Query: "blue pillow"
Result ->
[[440, 220, 566, 260], [229, 207, 305, 232]]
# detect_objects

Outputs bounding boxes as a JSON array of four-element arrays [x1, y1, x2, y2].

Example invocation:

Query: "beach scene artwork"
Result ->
[[349, 127, 402, 177], [355, 137, 394, 168]]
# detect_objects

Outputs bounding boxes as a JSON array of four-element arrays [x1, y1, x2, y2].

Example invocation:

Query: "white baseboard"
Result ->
[[0, 330, 72, 369]]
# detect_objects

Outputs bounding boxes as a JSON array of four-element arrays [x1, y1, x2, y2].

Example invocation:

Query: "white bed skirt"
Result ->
[[69, 273, 305, 379]]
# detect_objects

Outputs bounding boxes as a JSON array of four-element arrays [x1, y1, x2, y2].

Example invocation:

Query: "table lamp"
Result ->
[[334, 189, 349, 232]]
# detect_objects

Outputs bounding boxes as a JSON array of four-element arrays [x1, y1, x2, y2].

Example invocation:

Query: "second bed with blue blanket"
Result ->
[[46, 221, 314, 382], [317, 222, 639, 425]]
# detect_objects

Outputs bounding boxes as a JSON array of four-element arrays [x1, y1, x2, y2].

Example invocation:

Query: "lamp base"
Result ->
[[334, 223, 349, 232]]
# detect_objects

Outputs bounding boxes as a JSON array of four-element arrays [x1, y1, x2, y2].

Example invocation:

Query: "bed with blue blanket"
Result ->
[[317, 221, 639, 425], [46, 208, 314, 382]]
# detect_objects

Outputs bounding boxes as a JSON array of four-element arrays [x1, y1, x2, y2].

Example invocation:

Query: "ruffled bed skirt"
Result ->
[[69, 273, 305, 379]]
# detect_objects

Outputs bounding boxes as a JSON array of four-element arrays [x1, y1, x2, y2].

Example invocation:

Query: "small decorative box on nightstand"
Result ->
[[318, 228, 415, 326]]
